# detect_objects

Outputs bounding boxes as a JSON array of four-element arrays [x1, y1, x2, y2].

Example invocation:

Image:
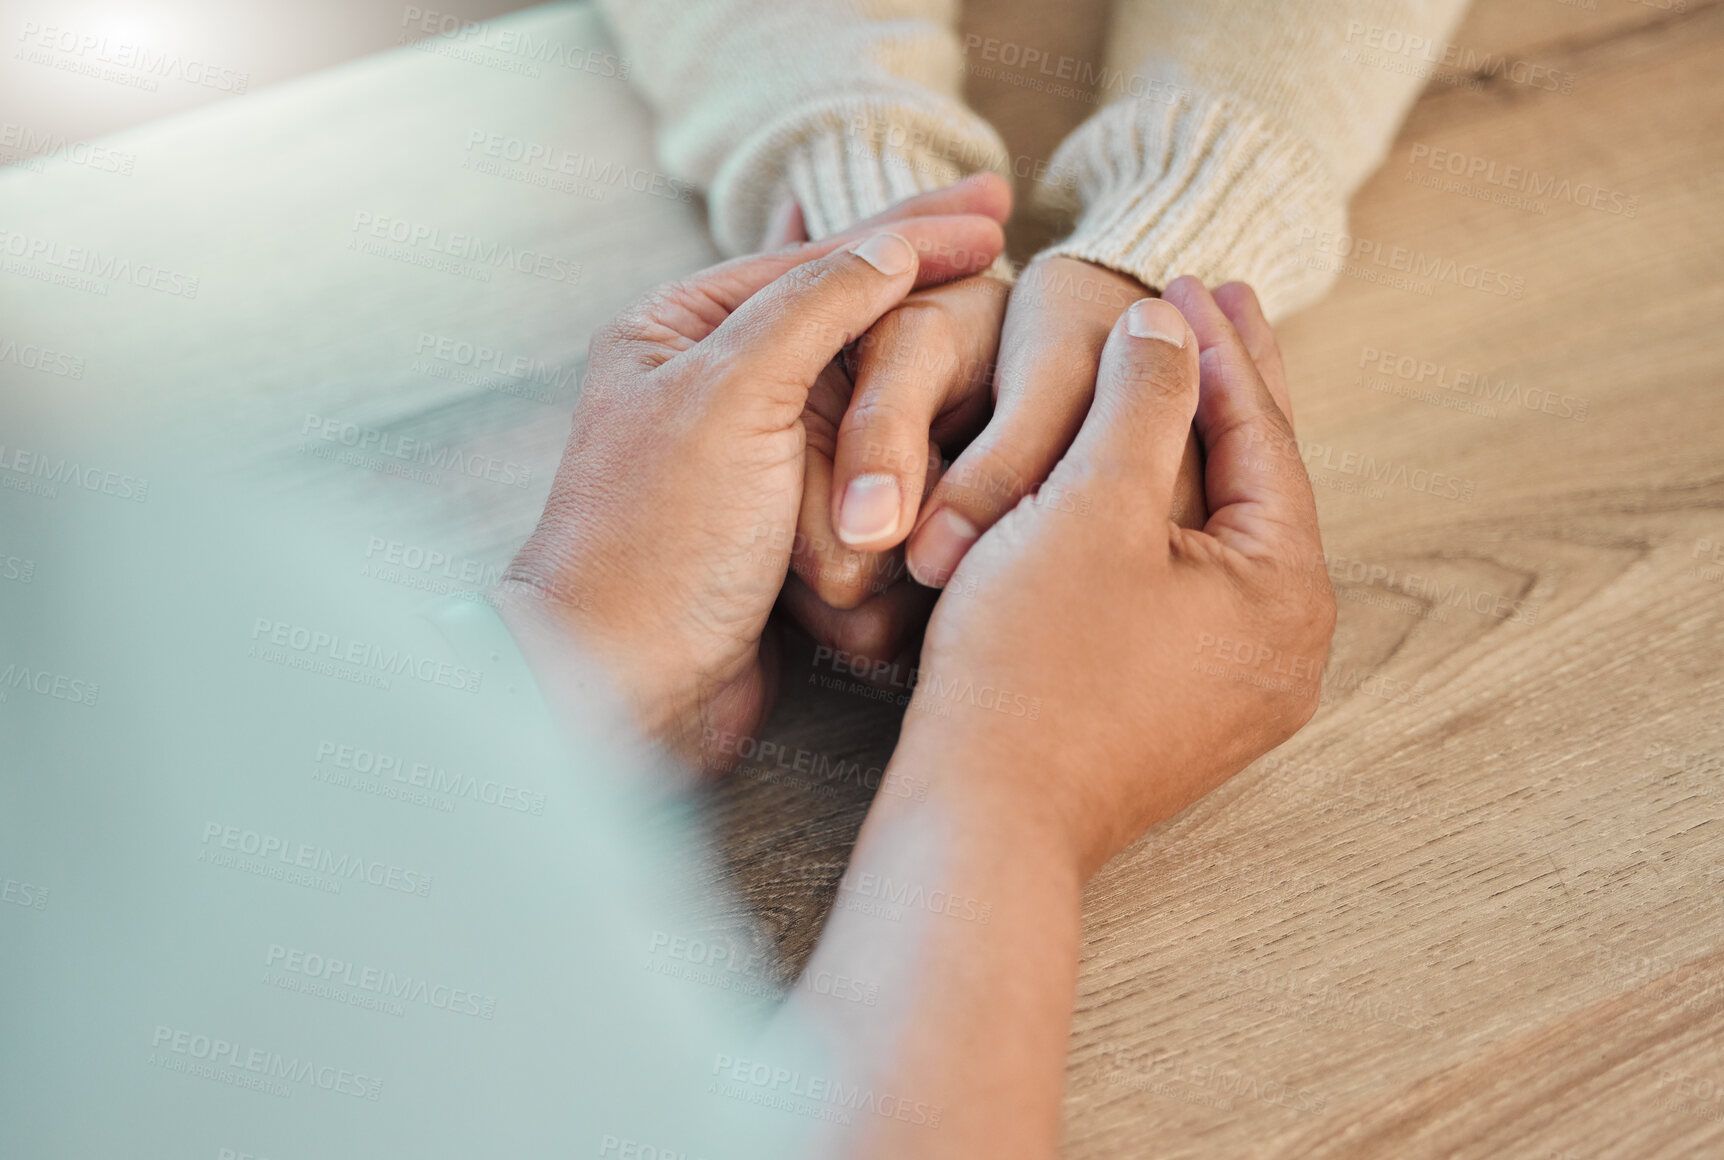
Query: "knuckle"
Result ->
[[941, 444, 1032, 515], [854, 299, 965, 382], [1213, 280, 1262, 314], [593, 306, 652, 351], [839, 398, 919, 463], [814, 572, 874, 612], [1127, 346, 1198, 402], [833, 602, 898, 662], [594, 283, 688, 351], [781, 262, 869, 349], [777, 261, 830, 298], [894, 296, 963, 350], [795, 543, 895, 611]]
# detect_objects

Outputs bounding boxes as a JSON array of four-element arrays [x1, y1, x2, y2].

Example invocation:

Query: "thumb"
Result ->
[[1062, 297, 1200, 515], [699, 231, 922, 420]]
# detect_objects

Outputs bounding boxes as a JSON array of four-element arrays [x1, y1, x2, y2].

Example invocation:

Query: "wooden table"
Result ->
[[3, 1, 1719, 1155]]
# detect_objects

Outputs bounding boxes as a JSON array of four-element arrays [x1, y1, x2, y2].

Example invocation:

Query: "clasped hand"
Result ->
[[498, 177, 1335, 876]]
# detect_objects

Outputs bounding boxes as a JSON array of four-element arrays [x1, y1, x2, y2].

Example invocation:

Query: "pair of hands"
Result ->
[[766, 176, 1205, 674], [499, 187, 1334, 877]]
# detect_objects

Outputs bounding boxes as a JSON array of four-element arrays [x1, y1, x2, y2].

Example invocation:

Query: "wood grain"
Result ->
[[0, 1, 1718, 1156]]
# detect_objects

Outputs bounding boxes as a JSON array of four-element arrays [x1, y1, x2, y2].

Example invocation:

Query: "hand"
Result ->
[[766, 190, 1208, 676], [888, 277, 1336, 878], [759, 179, 1014, 677], [904, 254, 1208, 588], [496, 207, 1005, 774]]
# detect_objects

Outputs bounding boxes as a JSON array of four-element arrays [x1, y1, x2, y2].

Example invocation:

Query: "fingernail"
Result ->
[[837, 473, 902, 545], [1126, 297, 1186, 346], [852, 232, 916, 276], [908, 508, 978, 588]]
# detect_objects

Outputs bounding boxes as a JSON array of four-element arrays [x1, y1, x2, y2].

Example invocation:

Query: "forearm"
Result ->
[[1040, 0, 1474, 318], [594, 0, 1011, 252], [781, 731, 1083, 1158]]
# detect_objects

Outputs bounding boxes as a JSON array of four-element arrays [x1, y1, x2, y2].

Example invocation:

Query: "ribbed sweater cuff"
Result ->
[[1036, 92, 1346, 321], [708, 93, 1012, 255]]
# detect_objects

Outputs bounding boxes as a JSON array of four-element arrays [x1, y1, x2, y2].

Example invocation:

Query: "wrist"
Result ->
[[886, 719, 1092, 882], [709, 94, 1013, 252], [1034, 91, 1343, 321], [490, 576, 704, 761]]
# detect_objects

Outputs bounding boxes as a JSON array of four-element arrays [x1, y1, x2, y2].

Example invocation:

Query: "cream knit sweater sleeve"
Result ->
[[1038, 0, 1472, 317], [591, 0, 1014, 255]]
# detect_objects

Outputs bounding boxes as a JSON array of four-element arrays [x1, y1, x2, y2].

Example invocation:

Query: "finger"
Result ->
[[830, 277, 1004, 551], [634, 215, 1004, 358], [904, 272, 1120, 587], [797, 423, 945, 610], [695, 232, 924, 422], [1162, 277, 1321, 560], [846, 172, 1013, 232], [1060, 297, 1200, 511], [779, 572, 938, 678], [1211, 281, 1292, 428], [790, 413, 918, 610]]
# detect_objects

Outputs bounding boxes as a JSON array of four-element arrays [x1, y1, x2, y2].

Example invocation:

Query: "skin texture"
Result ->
[[498, 218, 1336, 1156], [500, 192, 1008, 776], [764, 177, 1208, 677]]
